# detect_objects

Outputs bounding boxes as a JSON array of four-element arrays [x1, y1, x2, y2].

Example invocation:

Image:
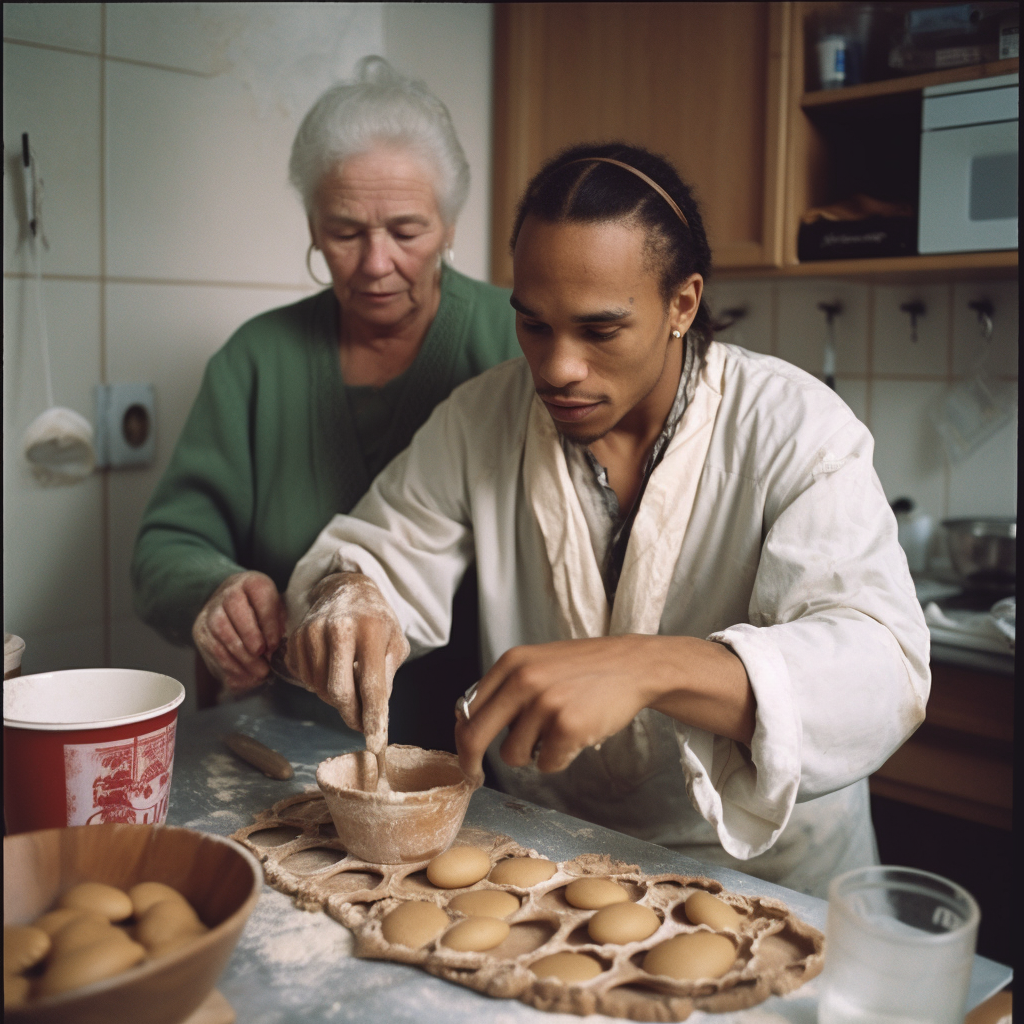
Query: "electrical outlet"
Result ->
[[94, 383, 156, 468]]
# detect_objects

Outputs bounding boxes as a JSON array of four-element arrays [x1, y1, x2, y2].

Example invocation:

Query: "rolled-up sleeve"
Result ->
[[674, 417, 930, 860]]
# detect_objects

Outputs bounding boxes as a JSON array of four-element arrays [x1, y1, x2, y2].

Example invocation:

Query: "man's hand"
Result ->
[[284, 572, 410, 744], [453, 635, 755, 781], [192, 571, 286, 695]]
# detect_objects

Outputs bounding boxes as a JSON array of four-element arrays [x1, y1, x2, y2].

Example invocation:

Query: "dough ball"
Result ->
[[564, 878, 630, 910], [381, 902, 450, 949], [487, 857, 557, 887], [129, 882, 189, 918], [448, 890, 520, 919], [135, 899, 206, 950], [4, 972, 30, 1010], [3, 925, 51, 974], [587, 901, 660, 944], [683, 890, 743, 931], [530, 952, 604, 982], [38, 933, 146, 997], [50, 917, 123, 957], [440, 917, 510, 952], [426, 847, 491, 889], [642, 932, 737, 981], [58, 882, 133, 922], [33, 908, 106, 937]]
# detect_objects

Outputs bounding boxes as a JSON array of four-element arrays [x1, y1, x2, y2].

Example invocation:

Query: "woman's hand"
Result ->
[[192, 571, 287, 695], [284, 572, 410, 745], [453, 635, 755, 781]]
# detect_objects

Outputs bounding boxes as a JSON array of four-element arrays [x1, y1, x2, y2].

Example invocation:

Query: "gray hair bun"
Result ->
[[289, 56, 469, 225]]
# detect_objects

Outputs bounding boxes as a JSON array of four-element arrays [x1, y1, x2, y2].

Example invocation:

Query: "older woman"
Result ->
[[132, 58, 518, 738]]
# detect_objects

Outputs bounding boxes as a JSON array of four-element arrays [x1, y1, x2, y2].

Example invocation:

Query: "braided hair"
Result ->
[[511, 142, 716, 358]]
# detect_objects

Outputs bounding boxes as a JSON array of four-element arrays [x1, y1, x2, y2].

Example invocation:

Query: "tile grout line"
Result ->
[[2, 35, 219, 78], [770, 281, 779, 358], [865, 282, 874, 430], [100, 2, 112, 668], [943, 282, 954, 518], [3, 271, 316, 293]]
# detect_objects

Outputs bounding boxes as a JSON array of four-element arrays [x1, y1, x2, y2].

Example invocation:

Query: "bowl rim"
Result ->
[[3, 668, 185, 731], [3, 824, 263, 1012], [940, 516, 1016, 538], [316, 745, 477, 804]]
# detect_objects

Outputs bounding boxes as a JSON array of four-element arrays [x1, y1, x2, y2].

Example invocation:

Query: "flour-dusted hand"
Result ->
[[192, 571, 287, 694], [285, 572, 410, 742]]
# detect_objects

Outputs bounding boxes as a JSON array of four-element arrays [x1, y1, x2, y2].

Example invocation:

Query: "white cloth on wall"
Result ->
[[286, 343, 931, 897]]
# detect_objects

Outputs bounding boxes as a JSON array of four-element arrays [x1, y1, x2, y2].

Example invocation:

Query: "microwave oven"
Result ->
[[918, 72, 1018, 254]]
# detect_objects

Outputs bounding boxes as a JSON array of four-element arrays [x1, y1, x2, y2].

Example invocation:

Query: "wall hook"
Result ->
[[20, 132, 49, 249], [817, 301, 842, 325], [718, 305, 748, 331], [817, 302, 841, 390], [900, 300, 925, 343], [967, 298, 994, 340]]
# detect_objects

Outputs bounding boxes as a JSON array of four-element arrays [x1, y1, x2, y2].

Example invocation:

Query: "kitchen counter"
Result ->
[[914, 575, 1014, 676], [869, 578, 1015, 827], [168, 693, 1012, 1023]]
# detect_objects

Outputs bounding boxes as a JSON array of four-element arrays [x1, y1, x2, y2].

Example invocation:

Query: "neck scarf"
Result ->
[[524, 342, 724, 640]]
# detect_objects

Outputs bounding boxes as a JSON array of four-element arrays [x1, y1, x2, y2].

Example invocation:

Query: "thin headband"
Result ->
[[563, 157, 689, 228]]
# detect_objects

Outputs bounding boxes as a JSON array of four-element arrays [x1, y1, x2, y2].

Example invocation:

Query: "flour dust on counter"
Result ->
[[224, 887, 355, 1022]]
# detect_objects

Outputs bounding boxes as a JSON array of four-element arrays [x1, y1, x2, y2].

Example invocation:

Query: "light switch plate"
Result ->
[[94, 383, 156, 468]]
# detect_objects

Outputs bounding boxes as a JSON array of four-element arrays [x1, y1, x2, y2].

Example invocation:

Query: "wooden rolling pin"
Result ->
[[224, 733, 294, 780]]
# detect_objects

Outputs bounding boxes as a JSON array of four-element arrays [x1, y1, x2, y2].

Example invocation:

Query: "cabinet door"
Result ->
[[491, 2, 791, 285]]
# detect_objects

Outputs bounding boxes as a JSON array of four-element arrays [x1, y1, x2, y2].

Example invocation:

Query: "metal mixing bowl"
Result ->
[[941, 518, 1016, 591]]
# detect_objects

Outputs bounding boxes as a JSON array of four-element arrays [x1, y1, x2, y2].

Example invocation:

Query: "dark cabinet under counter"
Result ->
[[870, 660, 1013, 829]]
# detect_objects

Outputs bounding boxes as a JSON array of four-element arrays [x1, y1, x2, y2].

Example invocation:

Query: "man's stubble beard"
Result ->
[[553, 346, 671, 449]]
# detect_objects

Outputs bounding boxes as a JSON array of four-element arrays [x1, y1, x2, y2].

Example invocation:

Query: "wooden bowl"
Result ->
[[3, 824, 262, 1024]]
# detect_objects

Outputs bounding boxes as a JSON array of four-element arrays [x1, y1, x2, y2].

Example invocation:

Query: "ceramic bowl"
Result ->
[[316, 744, 480, 864], [3, 823, 261, 1024]]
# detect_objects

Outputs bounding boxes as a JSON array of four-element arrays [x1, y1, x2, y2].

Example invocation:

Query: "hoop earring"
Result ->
[[305, 243, 332, 287]]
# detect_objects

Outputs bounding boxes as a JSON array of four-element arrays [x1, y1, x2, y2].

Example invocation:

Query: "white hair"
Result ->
[[289, 56, 469, 225]]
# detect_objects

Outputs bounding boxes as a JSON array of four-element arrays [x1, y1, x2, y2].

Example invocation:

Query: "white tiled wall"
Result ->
[[705, 276, 1019, 532], [3, 3, 495, 710]]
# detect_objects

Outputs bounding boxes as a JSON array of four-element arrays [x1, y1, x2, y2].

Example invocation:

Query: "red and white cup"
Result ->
[[3, 668, 185, 835]]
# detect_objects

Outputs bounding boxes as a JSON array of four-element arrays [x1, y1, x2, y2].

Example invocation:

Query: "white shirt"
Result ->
[[286, 344, 930, 897]]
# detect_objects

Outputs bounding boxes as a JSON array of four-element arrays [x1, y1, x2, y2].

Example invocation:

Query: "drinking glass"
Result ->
[[819, 866, 979, 1024]]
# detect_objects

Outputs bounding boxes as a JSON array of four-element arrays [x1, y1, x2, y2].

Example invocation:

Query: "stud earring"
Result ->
[[305, 242, 331, 287], [671, 329, 682, 339]]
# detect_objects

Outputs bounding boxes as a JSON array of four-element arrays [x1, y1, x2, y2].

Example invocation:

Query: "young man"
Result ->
[[282, 144, 929, 897]]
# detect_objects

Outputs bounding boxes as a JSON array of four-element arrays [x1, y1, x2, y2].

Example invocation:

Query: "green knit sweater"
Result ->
[[132, 266, 519, 646]]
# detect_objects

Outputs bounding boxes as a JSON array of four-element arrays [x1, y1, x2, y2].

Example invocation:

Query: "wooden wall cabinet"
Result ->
[[490, 2, 792, 286], [782, 1, 1019, 279], [492, 2, 1018, 284]]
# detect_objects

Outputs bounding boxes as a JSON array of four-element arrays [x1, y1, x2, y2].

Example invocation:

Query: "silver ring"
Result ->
[[455, 681, 480, 722]]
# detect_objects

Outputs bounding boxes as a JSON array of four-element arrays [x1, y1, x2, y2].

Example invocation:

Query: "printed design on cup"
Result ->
[[64, 721, 176, 825]]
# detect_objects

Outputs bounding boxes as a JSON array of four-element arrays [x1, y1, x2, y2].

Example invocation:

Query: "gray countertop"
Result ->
[[169, 693, 1012, 1023]]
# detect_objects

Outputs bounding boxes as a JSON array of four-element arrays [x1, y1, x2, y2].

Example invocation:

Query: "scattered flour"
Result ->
[[563, 826, 596, 839], [243, 888, 354, 976], [204, 750, 247, 803]]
